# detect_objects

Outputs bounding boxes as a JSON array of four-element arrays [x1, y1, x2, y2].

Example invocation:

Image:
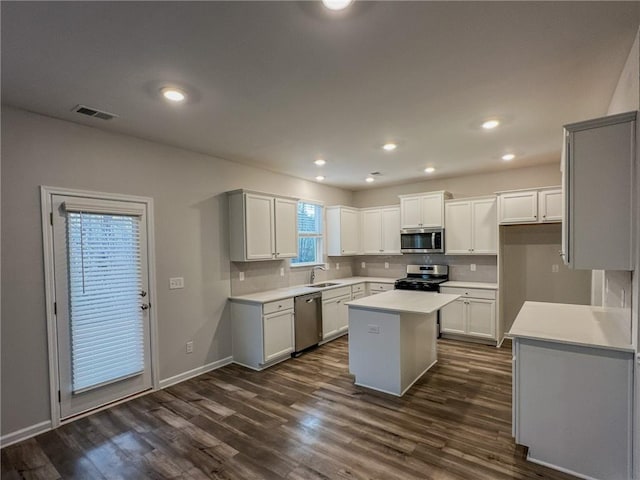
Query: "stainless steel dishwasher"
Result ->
[[293, 292, 323, 355]]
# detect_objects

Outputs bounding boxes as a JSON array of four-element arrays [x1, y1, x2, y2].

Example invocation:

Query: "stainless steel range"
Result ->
[[394, 264, 449, 292]]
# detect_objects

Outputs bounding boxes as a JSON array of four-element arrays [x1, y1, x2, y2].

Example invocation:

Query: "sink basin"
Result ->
[[310, 282, 341, 288]]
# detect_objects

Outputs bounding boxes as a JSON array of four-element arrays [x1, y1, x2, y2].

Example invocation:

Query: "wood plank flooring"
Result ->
[[2, 337, 578, 480]]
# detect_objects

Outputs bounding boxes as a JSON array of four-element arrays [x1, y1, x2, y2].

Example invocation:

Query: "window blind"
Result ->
[[67, 212, 144, 394]]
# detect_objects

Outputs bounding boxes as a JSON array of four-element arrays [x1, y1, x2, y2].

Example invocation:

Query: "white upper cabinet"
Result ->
[[538, 188, 562, 223], [361, 206, 401, 255], [497, 186, 562, 225], [327, 206, 360, 256], [228, 190, 299, 262], [563, 111, 635, 270], [445, 197, 497, 255], [399, 191, 451, 228]]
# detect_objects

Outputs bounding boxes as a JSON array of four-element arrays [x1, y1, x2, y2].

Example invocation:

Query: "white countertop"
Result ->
[[508, 301, 633, 352], [346, 290, 460, 315], [229, 276, 396, 304], [440, 281, 498, 290]]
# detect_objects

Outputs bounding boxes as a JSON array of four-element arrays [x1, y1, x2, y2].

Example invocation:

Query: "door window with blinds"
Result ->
[[50, 195, 152, 419]]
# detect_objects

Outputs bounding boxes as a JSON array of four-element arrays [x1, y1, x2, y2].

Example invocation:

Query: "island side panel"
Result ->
[[400, 312, 438, 395], [348, 307, 402, 395]]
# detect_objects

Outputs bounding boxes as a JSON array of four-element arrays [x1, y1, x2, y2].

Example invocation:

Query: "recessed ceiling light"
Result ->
[[502, 153, 515, 161], [161, 87, 186, 102], [315, 175, 325, 181], [322, 0, 353, 10], [424, 167, 435, 174], [382, 143, 397, 152], [365, 177, 375, 183], [482, 119, 500, 130], [314, 159, 326, 166]]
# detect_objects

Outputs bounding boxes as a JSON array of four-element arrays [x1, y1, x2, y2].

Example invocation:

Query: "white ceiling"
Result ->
[[2, 2, 639, 190]]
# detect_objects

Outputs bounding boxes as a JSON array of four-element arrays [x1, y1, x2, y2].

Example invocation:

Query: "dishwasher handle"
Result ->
[[305, 298, 315, 303]]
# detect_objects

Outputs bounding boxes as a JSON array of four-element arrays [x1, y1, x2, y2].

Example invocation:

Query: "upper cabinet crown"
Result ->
[[562, 111, 636, 270], [399, 191, 452, 228], [497, 187, 562, 225], [445, 196, 497, 255], [228, 190, 299, 262]]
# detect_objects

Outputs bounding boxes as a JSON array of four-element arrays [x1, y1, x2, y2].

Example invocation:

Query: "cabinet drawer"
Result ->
[[368, 282, 393, 292], [322, 286, 352, 300], [351, 283, 365, 294], [440, 286, 496, 300], [263, 298, 294, 315]]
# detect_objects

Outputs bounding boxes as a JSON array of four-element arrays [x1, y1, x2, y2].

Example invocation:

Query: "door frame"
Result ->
[[40, 185, 160, 428]]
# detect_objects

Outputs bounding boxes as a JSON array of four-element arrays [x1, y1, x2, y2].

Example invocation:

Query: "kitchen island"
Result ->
[[346, 290, 459, 396], [509, 301, 633, 480]]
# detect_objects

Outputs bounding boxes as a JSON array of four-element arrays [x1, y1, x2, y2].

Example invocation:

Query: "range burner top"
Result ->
[[394, 264, 449, 292]]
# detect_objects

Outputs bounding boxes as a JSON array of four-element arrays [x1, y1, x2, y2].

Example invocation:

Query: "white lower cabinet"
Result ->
[[439, 287, 496, 341], [322, 286, 351, 340], [367, 282, 393, 295], [231, 299, 294, 370]]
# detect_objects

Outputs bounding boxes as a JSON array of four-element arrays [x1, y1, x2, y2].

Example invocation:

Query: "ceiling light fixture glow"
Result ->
[[502, 153, 515, 161], [314, 159, 326, 166], [315, 175, 325, 181], [161, 87, 186, 102], [482, 119, 500, 130], [365, 177, 375, 183], [382, 143, 397, 152], [424, 167, 435, 174], [322, 0, 353, 10]]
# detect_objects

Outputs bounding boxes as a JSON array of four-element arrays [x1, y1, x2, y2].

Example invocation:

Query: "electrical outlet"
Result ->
[[336, 262, 340, 270], [384, 262, 389, 269], [367, 324, 380, 334], [280, 267, 285, 277], [186, 341, 194, 354], [552, 264, 559, 273], [325, 263, 330, 270], [361, 262, 366, 268], [169, 277, 184, 289], [239, 272, 245, 281], [470, 264, 476, 272]]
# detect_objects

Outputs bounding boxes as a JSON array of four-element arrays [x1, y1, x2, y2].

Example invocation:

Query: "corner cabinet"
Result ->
[[399, 191, 451, 228], [439, 286, 497, 341], [445, 197, 497, 254], [327, 206, 360, 256], [231, 299, 295, 370], [361, 206, 401, 255], [562, 111, 636, 270], [228, 190, 298, 262], [497, 187, 562, 225]]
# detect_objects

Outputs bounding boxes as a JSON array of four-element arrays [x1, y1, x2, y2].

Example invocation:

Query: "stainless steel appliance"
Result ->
[[400, 228, 445, 254], [395, 265, 449, 337], [293, 292, 323, 355]]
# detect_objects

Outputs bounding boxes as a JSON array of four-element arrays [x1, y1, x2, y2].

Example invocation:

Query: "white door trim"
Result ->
[[40, 185, 159, 428]]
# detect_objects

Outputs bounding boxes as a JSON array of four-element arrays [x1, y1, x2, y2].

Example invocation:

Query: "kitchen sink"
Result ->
[[310, 282, 341, 288]]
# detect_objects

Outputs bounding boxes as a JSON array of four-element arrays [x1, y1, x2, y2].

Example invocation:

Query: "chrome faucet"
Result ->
[[310, 265, 326, 284]]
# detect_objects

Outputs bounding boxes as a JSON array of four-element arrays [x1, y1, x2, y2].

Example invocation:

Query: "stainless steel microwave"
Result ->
[[400, 228, 445, 254]]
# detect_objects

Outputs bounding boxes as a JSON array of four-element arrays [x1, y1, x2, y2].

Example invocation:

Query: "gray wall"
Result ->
[[352, 163, 562, 208], [0, 106, 352, 436], [501, 224, 592, 332]]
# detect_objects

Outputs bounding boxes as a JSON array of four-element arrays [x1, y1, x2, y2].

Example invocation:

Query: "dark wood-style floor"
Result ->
[[2, 337, 578, 480]]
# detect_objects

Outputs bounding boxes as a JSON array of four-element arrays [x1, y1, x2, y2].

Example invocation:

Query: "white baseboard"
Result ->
[[1, 420, 52, 448], [526, 453, 600, 480], [159, 356, 233, 389]]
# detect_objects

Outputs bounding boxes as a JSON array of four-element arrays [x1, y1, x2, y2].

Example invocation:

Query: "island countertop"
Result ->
[[346, 290, 460, 315], [507, 301, 633, 352]]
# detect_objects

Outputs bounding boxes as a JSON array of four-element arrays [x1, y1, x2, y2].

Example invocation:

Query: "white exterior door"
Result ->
[[400, 197, 422, 228], [445, 201, 472, 254], [51, 194, 153, 419], [274, 197, 298, 258], [472, 198, 497, 254], [440, 298, 466, 334], [245, 193, 275, 260]]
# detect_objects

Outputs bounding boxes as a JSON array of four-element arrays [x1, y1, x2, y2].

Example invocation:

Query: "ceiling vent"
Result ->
[[72, 104, 118, 121]]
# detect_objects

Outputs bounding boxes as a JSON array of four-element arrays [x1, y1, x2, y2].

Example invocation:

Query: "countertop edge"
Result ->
[[507, 332, 634, 353]]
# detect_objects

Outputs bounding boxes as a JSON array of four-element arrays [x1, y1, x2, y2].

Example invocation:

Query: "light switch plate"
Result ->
[[280, 267, 285, 277], [361, 262, 366, 268], [169, 277, 184, 289], [552, 264, 559, 273], [367, 324, 380, 334], [470, 264, 476, 272], [336, 262, 340, 270], [384, 262, 389, 269]]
